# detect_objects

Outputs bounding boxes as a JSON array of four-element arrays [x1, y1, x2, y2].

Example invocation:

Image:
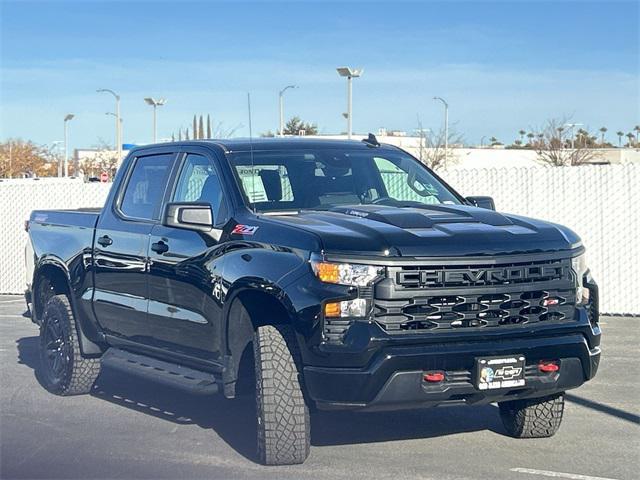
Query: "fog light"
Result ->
[[324, 302, 341, 317], [324, 299, 368, 318], [538, 361, 560, 373], [423, 371, 445, 382]]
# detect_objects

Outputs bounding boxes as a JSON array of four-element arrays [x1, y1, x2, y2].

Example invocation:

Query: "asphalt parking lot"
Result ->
[[1, 295, 638, 480]]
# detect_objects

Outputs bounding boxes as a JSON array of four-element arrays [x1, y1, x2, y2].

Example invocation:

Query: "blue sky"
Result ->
[[1, 0, 638, 150]]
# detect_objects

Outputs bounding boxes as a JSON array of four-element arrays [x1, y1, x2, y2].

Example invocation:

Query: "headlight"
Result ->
[[571, 253, 589, 305], [311, 258, 383, 320], [311, 259, 382, 286]]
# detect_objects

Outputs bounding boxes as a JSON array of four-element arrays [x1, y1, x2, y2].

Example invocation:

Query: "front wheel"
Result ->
[[38, 295, 101, 396], [253, 325, 310, 465], [499, 394, 565, 438]]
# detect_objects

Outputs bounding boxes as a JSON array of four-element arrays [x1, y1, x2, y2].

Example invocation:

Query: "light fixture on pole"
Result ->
[[144, 97, 167, 143], [279, 85, 297, 137], [105, 112, 124, 154], [97, 89, 121, 161], [433, 97, 449, 158], [63, 114, 75, 177], [336, 67, 363, 139], [564, 123, 583, 149]]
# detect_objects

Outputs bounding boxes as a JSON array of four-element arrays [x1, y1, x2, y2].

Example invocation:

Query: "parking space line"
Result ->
[[510, 468, 619, 480], [0, 299, 24, 304]]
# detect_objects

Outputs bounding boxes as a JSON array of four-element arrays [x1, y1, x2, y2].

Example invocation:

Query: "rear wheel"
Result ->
[[38, 295, 101, 396], [253, 325, 310, 465], [499, 394, 564, 438]]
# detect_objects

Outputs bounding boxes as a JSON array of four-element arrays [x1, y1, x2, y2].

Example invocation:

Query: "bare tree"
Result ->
[[535, 117, 601, 166], [415, 117, 463, 170]]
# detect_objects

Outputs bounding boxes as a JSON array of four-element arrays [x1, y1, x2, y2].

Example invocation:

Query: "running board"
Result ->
[[101, 348, 218, 394]]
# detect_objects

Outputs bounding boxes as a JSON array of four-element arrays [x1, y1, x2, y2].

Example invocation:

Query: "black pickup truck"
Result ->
[[26, 137, 600, 465]]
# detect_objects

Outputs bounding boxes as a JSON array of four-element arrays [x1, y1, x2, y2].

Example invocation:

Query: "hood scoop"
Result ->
[[329, 204, 513, 229]]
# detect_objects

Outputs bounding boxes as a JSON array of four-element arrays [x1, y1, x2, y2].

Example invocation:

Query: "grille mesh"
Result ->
[[374, 289, 575, 332]]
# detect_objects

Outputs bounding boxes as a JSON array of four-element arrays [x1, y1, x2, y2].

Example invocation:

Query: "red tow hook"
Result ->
[[538, 361, 560, 373], [423, 371, 445, 383]]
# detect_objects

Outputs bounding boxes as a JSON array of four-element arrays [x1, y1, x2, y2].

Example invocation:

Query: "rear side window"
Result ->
[[120, 154, 174, 220]]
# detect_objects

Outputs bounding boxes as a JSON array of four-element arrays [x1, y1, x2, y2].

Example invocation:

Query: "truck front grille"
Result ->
[[374, 257, 576, 334], [374, 288, 575, 332]]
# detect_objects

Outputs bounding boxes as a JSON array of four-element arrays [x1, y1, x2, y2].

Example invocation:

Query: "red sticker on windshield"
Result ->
[[232, 224, 259, 235]]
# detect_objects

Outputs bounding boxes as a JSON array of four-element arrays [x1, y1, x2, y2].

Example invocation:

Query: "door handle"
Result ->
[[151, 241, 169, 254], [97, 235, 113, 247]]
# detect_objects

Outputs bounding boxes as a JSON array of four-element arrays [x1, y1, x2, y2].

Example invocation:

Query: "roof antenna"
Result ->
[[247, 92, 257, 213], [362, 132, 380, 147]]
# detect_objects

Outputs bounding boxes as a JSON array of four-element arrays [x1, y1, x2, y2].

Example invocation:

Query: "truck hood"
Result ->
[[264, 204, 581, 257]]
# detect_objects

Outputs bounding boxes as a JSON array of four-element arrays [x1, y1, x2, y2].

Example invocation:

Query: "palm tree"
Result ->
[[599, 127, 607, 146], [616, 131, 624, 147], [518, 129, 526, 143], [489, 136, 498, 146], [626, 132, 635, 147], [526, 132, 534, 146], [634, 125, 640, 144]]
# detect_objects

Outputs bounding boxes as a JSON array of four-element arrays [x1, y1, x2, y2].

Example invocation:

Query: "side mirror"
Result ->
[[466, 196, 496, 210], [163, 202, 213, 232]]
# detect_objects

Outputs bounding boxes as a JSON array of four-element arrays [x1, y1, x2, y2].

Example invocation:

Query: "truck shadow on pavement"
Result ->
[[17, 335, 505, 462]]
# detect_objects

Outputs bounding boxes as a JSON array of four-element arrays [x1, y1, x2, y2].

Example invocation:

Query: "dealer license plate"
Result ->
[[475, 355, 526, 390]]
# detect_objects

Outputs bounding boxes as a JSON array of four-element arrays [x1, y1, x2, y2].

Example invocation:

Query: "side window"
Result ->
[[234, 165, 294, 203], [120, 154, 174, 220], [173, 154, 228, 225], [374, 157, 440, 204]]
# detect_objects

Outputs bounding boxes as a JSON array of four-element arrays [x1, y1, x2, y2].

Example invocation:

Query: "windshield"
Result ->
[[227, 148, 461, 212]]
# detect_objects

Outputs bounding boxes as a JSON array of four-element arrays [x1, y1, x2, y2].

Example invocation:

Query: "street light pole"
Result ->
[[337, 67, 363, 139], [279, 85, 297, 136], [433, 96, 449, 158], [564, 123, 582, 149], [97, 89, 121, 161], [144, 97, 167, 143], [63, 114, 75, 177]]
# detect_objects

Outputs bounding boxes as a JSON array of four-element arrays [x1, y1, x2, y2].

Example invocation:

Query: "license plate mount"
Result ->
[[475, 355, 526, 391]]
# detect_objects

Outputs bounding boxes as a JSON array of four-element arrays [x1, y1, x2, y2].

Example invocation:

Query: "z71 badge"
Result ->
[[232, 224, 259, 235]]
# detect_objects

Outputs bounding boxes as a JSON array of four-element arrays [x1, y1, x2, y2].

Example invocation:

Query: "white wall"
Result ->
[[1, 165, 638, 314]]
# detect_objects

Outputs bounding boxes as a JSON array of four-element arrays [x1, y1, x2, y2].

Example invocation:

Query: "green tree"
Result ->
[[626, 132, 635, 147], [616, 131, 624, 147], [198, 115, 205, 139], [283, 116, 318, 136], [518, 129, 526, 143], [599, 127, 607, 146], [526, 132, 535, 145], [192, 115, 198, 140]]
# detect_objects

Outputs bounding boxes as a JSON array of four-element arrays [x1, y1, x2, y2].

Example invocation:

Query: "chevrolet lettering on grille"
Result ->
[[397, 265, 567, 287]]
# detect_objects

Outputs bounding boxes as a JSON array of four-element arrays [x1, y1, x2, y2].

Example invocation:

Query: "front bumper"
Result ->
[[304, 309, 600, 411]]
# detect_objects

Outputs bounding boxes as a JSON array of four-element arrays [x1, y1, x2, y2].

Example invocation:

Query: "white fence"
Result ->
[[1, 165, 638, 314], [441, 164, 639, 315], [0, 180, 111, 295]]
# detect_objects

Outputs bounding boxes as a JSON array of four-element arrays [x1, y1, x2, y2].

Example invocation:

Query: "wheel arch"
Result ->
[[32, 259, 102, 356], [221, 278, 298, 398]]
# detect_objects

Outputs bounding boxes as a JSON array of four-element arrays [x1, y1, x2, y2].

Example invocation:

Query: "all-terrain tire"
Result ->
[[253, 325, 310, 465], [38, 294, 101, 396], [499, 394, 565, 438]]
